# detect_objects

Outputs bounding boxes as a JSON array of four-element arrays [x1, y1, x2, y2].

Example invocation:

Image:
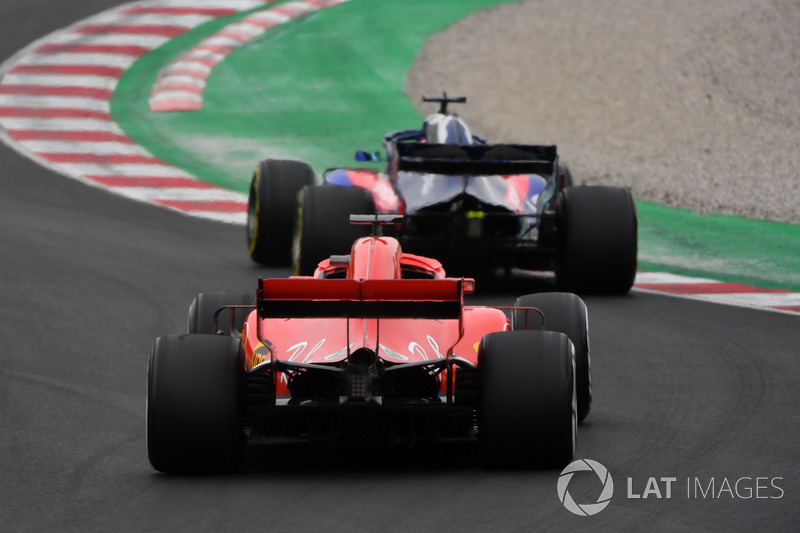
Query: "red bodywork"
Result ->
[[239, 234, 509, 399]]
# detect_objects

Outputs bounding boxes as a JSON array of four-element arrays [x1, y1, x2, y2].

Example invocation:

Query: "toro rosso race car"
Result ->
[[148, 216, 591, 473], [247, 94, 637, 294]]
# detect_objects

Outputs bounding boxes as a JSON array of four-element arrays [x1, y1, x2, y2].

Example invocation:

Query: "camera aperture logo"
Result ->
[[558, 459, 614, 516], [557, 459, 786, 516]]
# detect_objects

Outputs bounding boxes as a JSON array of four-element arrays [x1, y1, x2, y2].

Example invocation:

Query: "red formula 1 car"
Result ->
[[147, 216, 591, 473]]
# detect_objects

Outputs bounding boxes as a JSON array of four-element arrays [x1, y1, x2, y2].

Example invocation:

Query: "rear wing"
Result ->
[[257, 278, 469, 320], [393, 142, 558, 177]]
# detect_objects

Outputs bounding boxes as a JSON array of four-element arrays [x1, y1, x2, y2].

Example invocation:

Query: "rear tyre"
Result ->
[[512, 293, 591, 422], [478, 330, 576, 469], [557, 164, 574, 188], [188, 292, 256, 335], [293, 185, 376, 275], [556, 186, 637, 294], [247, 159, 315, 265], [147, 334, 245, 474]]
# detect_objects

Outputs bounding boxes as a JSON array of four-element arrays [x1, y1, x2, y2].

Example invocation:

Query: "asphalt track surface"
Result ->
[[1, 2, 799, 532]]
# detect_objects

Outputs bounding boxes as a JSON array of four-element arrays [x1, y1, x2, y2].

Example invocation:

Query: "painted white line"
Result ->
[[88, 12, 216, 27], [0, 118, 123, 132], [54, 162, 197, 179], [281, 2, 318, 14], [634, 271, 721, 285], [45, 32, 172, 48], [693, 292, 800, 308], [1, 73, 119, 88], [162, 61, 213, 75], [154, 0, 268, 9], [249, 11, 291, 24], [189, 211, 249, 224], [201, 36, 245, 48], [182, 49, 227, 63], [152, 76, 207, 89], [633, 269, 800, 316], [17, 140, 146, 155], [116, 187, 248, 202], [633, 285, 800, 317], [220, 23, 267, 39], [0, 95, 111, 111], [15, 53, 139, 69], [149, 90, 203, 102]]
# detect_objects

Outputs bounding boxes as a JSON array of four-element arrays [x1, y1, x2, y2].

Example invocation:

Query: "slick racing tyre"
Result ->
[[556, 185, 637, 294], [478, 330, 576, 469], [188, 292, 256, 335], [147, 334, 245, 474], [247, 159, 315, 266], [557, 164, 574, 188], [293, 185, 376, 276], [512, 293, 591, 422]]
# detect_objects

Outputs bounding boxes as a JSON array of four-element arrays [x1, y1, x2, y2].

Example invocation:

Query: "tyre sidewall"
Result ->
[[556, 186, 638, 294], [293, 185, 376, 275], [188, 292, 256, 335], [512, 292, 591, 422], [147, 334, 245, 473], [248, 159, 314, 265], [478, 330, 576, 468]]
